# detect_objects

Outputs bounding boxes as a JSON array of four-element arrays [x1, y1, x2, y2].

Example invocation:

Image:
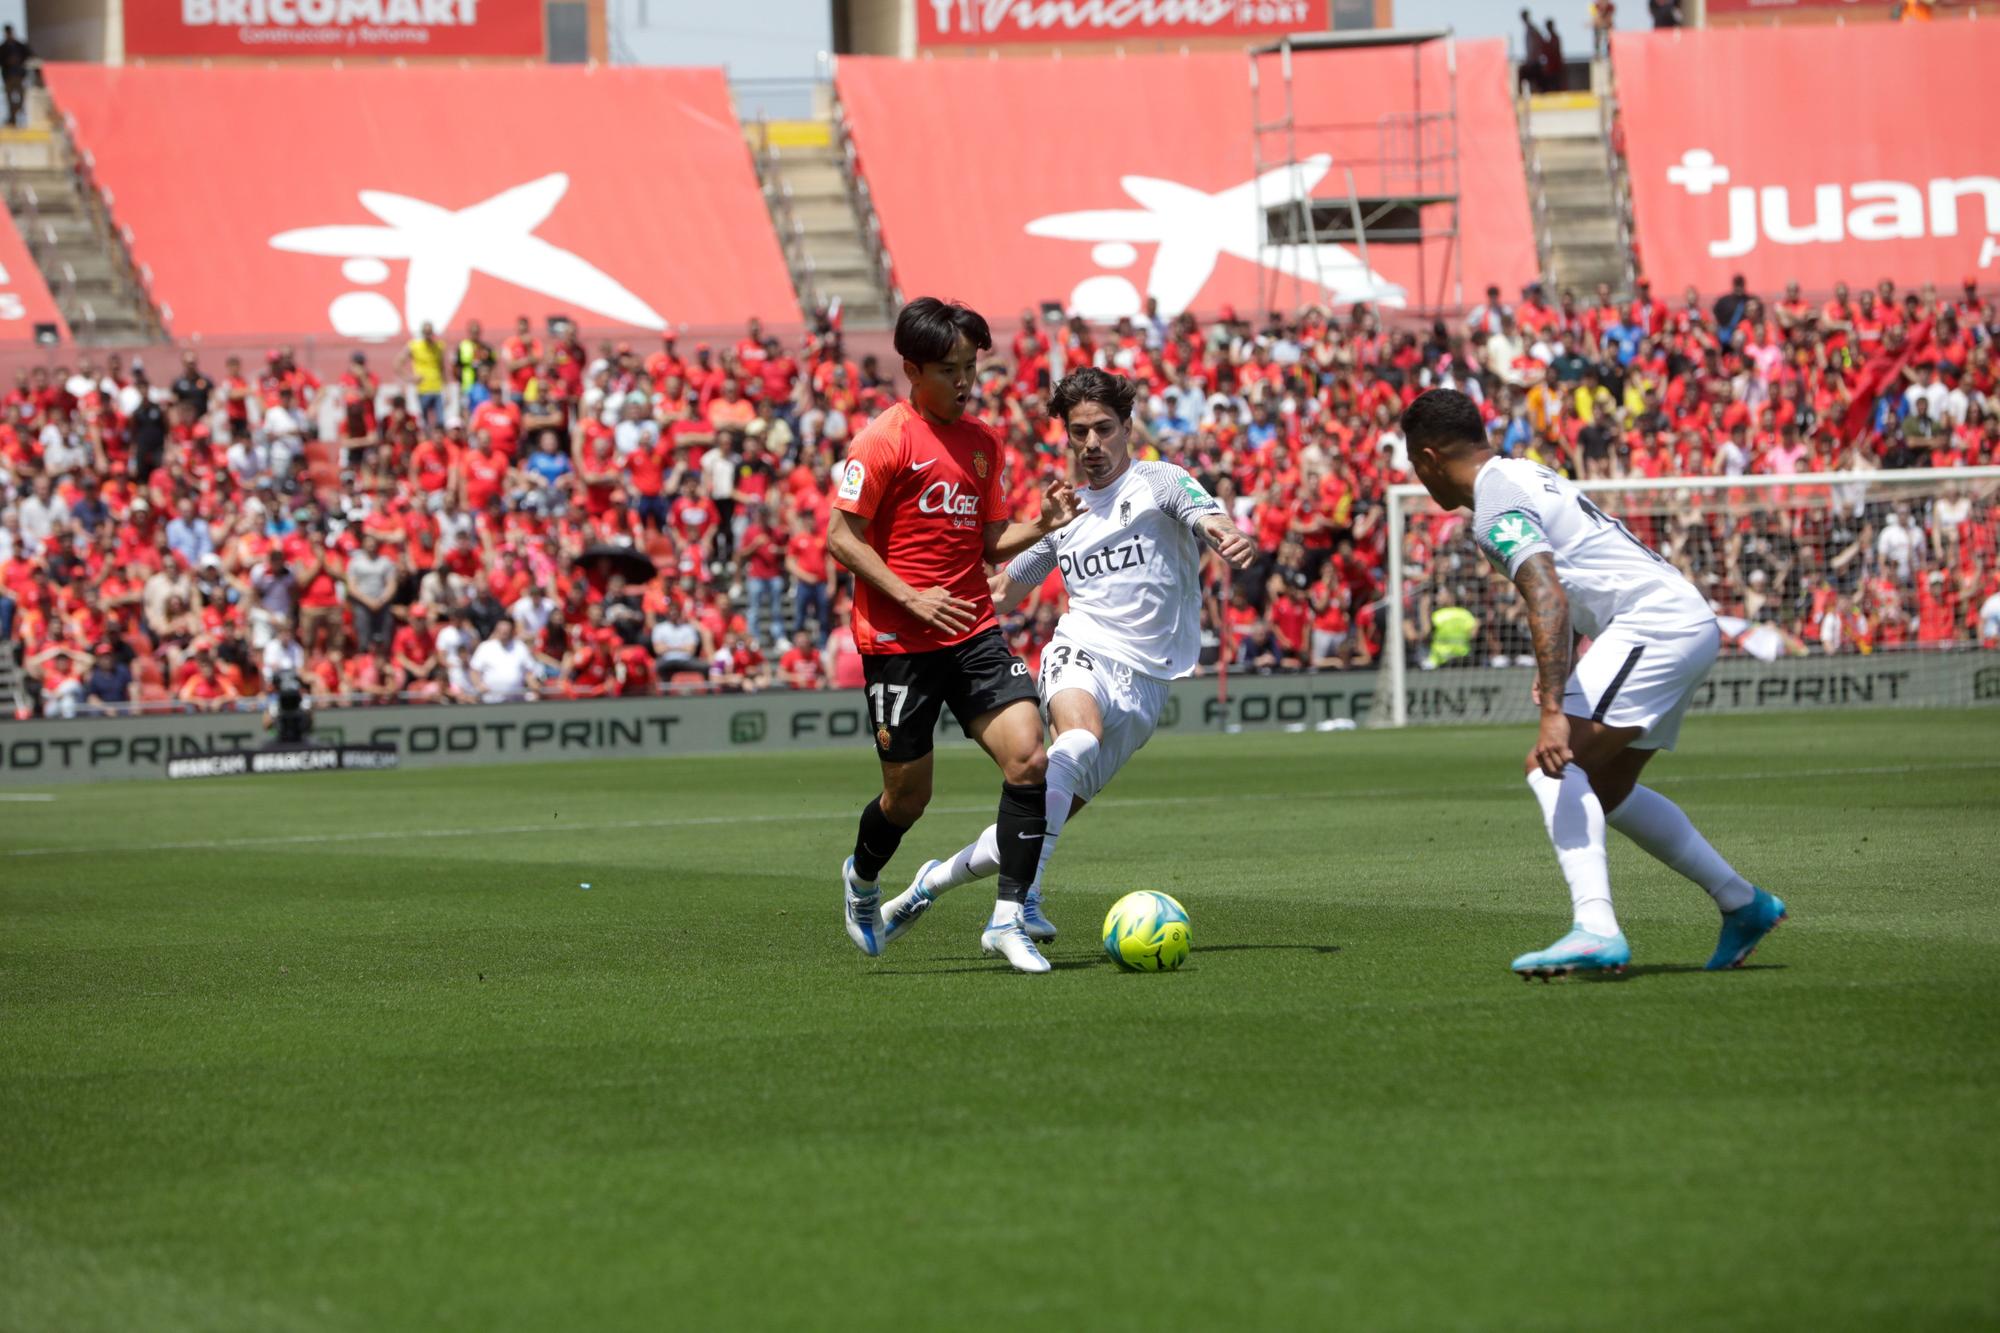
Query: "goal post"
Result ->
[[1378, 466, 2000, 729]]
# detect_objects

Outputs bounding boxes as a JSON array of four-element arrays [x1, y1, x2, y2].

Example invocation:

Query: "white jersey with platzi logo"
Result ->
[[1007, 461, 1222, 679], [1470, 456, 1711, 639]]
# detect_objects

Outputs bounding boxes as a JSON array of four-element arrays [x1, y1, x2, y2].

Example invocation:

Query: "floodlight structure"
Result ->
[[1249, 28, 1464, 317]]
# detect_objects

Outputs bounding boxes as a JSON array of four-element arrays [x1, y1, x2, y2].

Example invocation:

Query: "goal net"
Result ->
[[1376, 466, 2000, 728]]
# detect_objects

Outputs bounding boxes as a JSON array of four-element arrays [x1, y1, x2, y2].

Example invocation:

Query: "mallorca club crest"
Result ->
[[973, 452, 989, 480], [876, 727, 893, 750]]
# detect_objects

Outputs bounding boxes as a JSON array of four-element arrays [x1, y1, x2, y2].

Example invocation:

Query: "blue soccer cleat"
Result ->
[[1020, 886, 1058, 944], [842, 857, 883, 957], [878, 860, 940, 949], [1511, 926, 1632, 981], [1706, 888, 1788, 971]]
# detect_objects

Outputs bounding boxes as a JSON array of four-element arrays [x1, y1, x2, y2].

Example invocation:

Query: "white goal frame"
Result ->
[[1382, 464, 2000, 727]]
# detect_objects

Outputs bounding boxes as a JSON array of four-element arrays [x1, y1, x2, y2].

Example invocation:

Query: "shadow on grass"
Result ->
[[869, 957, 1111, 976], [1576, 962, 1787, 983], [869, 942, 1340, 976]]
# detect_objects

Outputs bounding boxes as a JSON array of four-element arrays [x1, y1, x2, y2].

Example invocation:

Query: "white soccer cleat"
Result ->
[[879, 860, 940, 948], [842, 856, 883, 957], [1020, 887, 1058, 944], [980, 917, 1053, 974]]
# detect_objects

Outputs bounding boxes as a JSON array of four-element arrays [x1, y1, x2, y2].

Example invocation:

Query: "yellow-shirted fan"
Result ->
[[1101, 891, 1192, 972]]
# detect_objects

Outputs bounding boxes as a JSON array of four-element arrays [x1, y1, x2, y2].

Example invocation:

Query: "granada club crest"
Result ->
[[973, 452, 989, 480]]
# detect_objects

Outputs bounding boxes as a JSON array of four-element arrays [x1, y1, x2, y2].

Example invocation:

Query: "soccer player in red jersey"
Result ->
[[828, 298, 1080, 973]]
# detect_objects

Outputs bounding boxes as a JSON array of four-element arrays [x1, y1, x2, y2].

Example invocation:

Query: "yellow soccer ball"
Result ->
[[1101, 891, 1192, 972]]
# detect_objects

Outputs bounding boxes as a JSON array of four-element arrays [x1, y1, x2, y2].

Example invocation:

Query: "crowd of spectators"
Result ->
[[2, 270, 1997, 720]]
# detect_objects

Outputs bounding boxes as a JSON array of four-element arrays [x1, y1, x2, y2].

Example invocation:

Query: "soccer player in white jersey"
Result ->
[[1400, 389, 1788, 978], [878, 368, 1255, 953]]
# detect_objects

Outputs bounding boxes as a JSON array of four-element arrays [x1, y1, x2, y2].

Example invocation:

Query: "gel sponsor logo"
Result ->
[[1665, 148, 2000, 266], [916, 479, 981, 517]]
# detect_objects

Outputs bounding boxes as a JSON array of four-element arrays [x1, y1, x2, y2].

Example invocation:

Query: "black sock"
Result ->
[[851, 798, 907, 885], [994, 781, 1048, 903]]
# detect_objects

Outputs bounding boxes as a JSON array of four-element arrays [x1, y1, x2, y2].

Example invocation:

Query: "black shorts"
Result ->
[[861, 628, 1038, 763]]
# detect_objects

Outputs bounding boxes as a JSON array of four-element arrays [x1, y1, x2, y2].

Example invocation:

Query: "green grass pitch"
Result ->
[[4, 708, 1998, 1331]]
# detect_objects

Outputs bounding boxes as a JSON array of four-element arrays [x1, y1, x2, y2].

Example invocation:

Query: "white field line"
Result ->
[[4, 759, 1996, 861], [0, 794, 55, 802]]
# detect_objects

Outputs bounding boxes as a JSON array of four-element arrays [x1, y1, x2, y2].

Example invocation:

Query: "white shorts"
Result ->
[[1562, 619, 1721, 752], [1036, 635, 1171, 802]]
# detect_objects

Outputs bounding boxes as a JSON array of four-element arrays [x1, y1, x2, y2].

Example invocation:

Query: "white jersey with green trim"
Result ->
[[1469, 456, 1711, 639], [1007, 460, 1221, 679]]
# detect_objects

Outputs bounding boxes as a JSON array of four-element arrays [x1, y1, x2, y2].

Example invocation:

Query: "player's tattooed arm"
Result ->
[[1513, 552, 1574, 777], [1197, 514, 1257, 570], [1513, 553, 1571, 711]]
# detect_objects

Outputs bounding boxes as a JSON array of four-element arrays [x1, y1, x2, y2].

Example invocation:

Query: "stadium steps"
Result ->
[[751, 129, 894, 329], [1, 85, 167, 346], [1522, 92, 1630, 297]]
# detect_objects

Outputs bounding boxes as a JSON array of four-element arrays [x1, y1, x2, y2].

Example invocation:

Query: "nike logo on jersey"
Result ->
[[910, 458, 937, 472], [1058, 536, 1149, 584]]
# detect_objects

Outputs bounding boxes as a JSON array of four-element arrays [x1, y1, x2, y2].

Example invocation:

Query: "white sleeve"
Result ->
[[1138, 462, 1223, 533], [1006, 534, 1060, 588], [1470, 468, 1555, 577]]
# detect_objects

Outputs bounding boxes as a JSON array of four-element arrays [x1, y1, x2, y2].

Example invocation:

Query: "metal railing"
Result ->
[[1592, 57, 1640, 296], [748, 112, 823, 321], [47, 111, 170, 342], [1513, 79, 1556, 287], [828, 71, 902, 312]]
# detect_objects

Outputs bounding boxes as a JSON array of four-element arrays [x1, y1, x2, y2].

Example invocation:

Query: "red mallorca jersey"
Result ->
[[832, 400, 1006, 654]]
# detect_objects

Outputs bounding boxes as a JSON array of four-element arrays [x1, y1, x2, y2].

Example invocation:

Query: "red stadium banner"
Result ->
[[917, 0, 1330, 46], [835, 43, 1536, 321], [41, 65, 799, 341], [1703, 0, 1876, 13], [0, 214, 69, 343], [125, 0, 545, 59], [1613, 24, 2000, 296]]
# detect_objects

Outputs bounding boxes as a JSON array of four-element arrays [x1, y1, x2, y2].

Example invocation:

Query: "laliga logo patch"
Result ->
[[837, 460, 866, 501]]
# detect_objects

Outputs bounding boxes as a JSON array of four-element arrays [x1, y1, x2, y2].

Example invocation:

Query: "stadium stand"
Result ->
[[3, 271, 1997, 719], [1612, 22, 1998, 297], [0, 198, 67, 344], [3, 30, 1998, 720], [832, 44, 1538, 326], [37, 65, 800, 342]]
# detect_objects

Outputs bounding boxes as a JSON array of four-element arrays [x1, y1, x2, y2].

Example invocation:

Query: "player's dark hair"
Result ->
[[1400, 388, 1487, 455], [893, 298, 992, 365], [1049, 367, 1139, 424]]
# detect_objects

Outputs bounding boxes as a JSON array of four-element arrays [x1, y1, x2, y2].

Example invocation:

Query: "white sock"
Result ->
[[1606, 784, 1756, 913], [988, 898, 1022, 927], [923, 824, 999, 897], [1525, 765, 1619, 938], [1029, 731, 1098, 896]]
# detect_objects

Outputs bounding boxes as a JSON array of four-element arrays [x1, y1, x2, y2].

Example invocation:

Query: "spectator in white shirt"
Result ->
[[1875, 506, 1921, 585], [509, 583, 559, 640], [261, 623, 305, 686], [468, 616, 541, 702], [40, 421, 91, 476], [16, 474, 67, 553], [260, 385, 306, 474], [1901, 364, 1948, 422]]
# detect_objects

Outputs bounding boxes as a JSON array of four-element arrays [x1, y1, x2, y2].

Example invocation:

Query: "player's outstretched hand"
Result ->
[[904, 585, 979, 635], [1039, 479, 1081, 531], [1530, 712, 1572, 779], [1203, 516, 1257, 570]]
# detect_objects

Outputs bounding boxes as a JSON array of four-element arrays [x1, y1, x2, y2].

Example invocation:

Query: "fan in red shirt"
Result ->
[[778, 628, 826, 690], [825, 298, 1080, 973]]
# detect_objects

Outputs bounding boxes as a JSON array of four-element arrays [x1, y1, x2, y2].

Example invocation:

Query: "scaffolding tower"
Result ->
[[1248, 28, 1464, 318]]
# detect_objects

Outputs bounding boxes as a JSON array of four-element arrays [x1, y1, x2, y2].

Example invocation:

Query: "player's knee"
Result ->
[[1048, 730, 1100, 791], [1002, 746, 1048, 787], [881, 787, 929, 825]]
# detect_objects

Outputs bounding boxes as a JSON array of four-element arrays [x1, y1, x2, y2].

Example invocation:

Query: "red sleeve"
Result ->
[[832, 413, 902, 521], [981, 421, 1010, 524]]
